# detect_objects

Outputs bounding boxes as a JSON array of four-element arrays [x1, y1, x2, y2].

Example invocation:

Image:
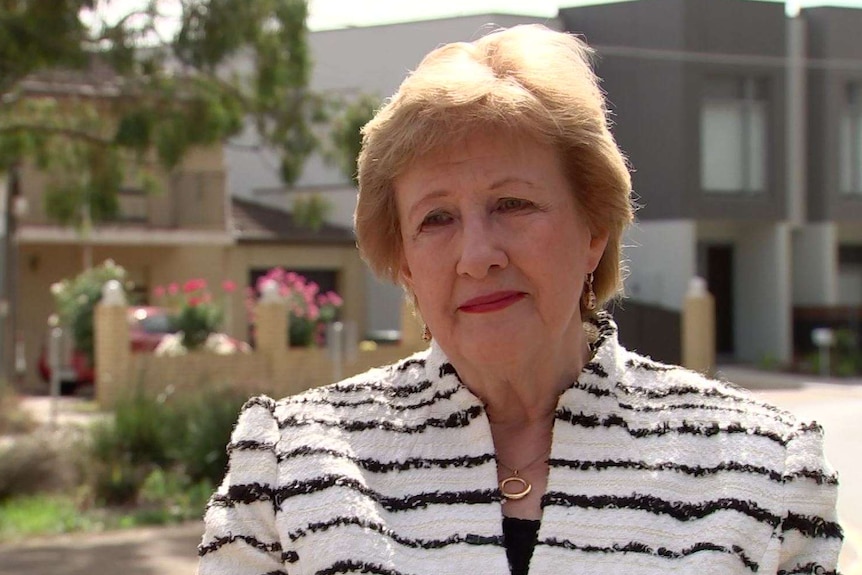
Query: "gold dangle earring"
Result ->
[[582, 273, 597, 311], [422, 324, 432, 342]]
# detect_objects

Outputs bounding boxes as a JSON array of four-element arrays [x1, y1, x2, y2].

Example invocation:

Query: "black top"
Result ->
[[503, 517, 541, 575]]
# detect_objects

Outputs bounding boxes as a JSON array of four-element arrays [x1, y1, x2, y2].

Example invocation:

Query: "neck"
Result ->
[[449, 329, 593, 425]]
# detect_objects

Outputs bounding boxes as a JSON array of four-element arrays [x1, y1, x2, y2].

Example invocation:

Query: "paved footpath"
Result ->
[[0, 522, 203, 575]]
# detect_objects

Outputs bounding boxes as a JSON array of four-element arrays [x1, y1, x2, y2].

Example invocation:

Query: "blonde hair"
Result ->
[[355, 24, 633, 312]]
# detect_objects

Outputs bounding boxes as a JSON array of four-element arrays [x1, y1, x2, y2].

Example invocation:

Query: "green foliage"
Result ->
[[162, 387, 246, 484], [91, 391, 171, 469], [134, 467, 213, 525], [833, 329, 861, 376], [87, 391, 169, 506], [805, 329, 861, 377], [50, 259, 129, 361], [326, 93, 379, 183], [292, 193, 332, 231], [45, 145, 122, 225], [0, 381, 247, 540], [86, 384, 245, 506], [175, 302, 222, 350], [153, 278, 235, 351], [0, 0, 93, 94], [0, 494, 94, 541], [1, 0, 334, 228]]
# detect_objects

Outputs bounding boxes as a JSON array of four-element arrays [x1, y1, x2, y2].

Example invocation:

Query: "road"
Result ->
[[1, 377, 860, 574], [752, 380, 862, 575]]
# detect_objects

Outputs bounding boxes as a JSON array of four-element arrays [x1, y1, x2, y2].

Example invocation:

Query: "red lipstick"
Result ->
[[458, 291, 526, 313]]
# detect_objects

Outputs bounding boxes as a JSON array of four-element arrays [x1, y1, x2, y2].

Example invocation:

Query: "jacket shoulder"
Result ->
[[617, 351, 807, 439]]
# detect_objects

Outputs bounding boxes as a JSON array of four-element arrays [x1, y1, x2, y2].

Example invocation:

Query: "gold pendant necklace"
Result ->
[[497, 448, 550, 502]]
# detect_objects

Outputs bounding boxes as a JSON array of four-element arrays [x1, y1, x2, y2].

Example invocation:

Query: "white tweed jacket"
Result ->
[[198, 314, 843, 575]]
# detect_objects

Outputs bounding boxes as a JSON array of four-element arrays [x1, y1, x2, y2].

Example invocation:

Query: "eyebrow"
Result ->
[[405, 177, 537, 222], [406, 189, 449, 223]]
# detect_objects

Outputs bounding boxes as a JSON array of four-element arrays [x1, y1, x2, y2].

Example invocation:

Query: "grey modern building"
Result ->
[[225, 1, 861, 364], [561, 0, 862, 365]]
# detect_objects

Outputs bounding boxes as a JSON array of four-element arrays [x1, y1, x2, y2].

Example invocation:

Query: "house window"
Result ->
[[112, 187, 149, 222], [700, 76, 768, 194], [840, 82, 862, 196]]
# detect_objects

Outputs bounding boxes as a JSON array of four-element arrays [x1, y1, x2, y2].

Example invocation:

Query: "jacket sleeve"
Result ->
[[197, 396, 288, 575], [767, 421, 843, 575]]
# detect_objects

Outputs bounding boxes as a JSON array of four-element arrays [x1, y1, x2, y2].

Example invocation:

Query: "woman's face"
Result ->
[[395, 129, 608, 367]]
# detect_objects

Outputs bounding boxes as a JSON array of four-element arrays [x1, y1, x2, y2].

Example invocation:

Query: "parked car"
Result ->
[[38, 306, 178, 393]]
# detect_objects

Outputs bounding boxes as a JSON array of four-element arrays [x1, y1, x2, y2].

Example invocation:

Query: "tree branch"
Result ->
[[0, 123, 112, 146]]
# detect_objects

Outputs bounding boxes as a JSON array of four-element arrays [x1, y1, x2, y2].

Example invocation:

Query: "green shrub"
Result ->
[[87, 390, 172, 505], [137, 467, 213, 524], [806, 329, 861, 377], [50, 260, 131, 362], [90, 390, 171, 468], [86, 384, 245, 506], [163, 386, 246, 485]]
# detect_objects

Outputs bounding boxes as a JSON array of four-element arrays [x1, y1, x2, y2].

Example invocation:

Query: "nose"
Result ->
[[455, 217, 508, 279]]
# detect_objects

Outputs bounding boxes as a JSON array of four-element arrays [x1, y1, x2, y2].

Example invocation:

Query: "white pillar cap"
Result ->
[[101, 279, 126, 306]]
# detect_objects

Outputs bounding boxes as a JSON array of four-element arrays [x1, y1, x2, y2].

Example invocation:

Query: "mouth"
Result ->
[[458, 291, 526, 314]]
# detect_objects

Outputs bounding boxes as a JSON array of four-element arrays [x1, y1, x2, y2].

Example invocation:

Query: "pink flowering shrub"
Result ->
[[153, 278, 236, 350], [246, 269, 343, 347]]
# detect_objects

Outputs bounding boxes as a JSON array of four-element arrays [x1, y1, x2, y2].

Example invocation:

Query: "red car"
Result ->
[[38, 306, 178, 393]]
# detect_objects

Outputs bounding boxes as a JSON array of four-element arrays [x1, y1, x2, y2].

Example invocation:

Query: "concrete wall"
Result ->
[[622, 220, 696, 311], [837, 222, 862, 306], [804, 7, 862, 223], [792, 223, 838, 305], [734, 222, 792, 363], [561, 0, 788, 223]]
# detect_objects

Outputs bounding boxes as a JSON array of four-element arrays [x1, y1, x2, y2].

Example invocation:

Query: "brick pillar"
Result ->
[[255, 280, 287, 355], [255, 301, 288, 354], [682, 276, 716, 376], [95, 280, 129, 408], [400, 294, 425, 348]]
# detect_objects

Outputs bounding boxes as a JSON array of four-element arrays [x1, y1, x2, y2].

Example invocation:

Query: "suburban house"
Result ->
[[5, 1, 861, 387], [4, 66, 365, 390]]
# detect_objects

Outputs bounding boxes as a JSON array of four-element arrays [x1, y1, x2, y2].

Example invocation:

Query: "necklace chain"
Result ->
[[497, 448, 550, 502]]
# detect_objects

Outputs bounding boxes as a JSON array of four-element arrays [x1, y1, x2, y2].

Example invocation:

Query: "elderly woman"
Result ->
[[198, 25, 842, 575]]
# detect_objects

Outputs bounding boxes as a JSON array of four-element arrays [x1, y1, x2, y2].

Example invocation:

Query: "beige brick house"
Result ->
[[4, 69, 365, 390], [11, 145, 364, 390]]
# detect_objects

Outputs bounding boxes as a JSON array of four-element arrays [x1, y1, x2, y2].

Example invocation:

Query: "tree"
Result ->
[[326, 92, 379, 184], [0, 0, 326, 227]]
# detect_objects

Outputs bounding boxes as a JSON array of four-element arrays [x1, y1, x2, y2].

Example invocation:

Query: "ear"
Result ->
[[587, 228, 610, 272]]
